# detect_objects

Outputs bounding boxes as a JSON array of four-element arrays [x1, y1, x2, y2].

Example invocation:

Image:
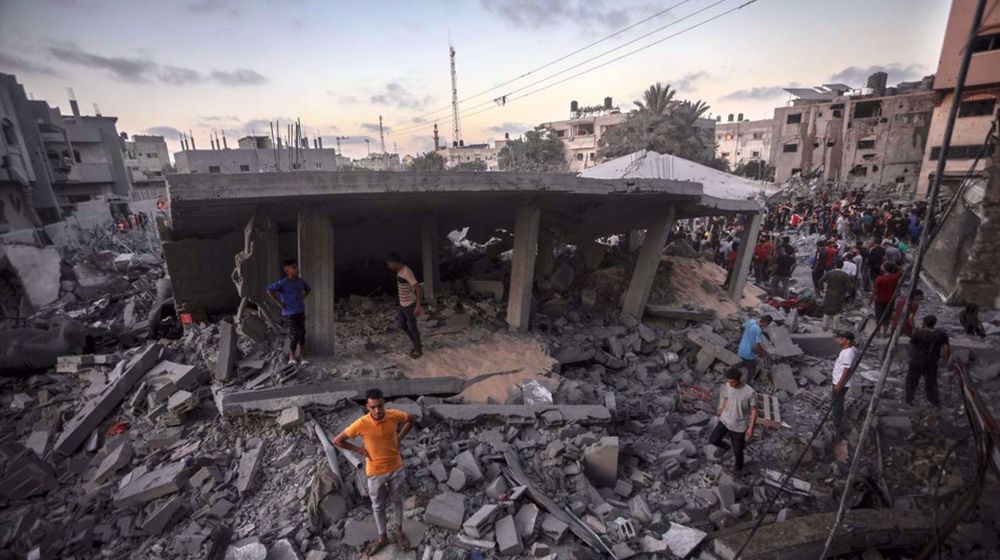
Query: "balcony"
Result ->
[[63, 161, 114, 183]]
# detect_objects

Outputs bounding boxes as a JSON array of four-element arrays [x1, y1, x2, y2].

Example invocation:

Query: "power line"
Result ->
[[390, 0, 758, 139], [387, 0, 697, 130]]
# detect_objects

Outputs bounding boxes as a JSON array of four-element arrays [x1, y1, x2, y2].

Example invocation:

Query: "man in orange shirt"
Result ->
[[333, 389, 416, 554]]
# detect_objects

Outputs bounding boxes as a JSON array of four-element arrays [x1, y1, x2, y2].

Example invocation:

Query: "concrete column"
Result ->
[[261, 215, 280, 288], [420, 216, 440, 302], [727, 210, 763, 301], [535, 228, 555, 289], [298, 210, 336, 355], [621, 207, 676, 321], [626, 229, 644, 253], [506, 205, 541, 331]]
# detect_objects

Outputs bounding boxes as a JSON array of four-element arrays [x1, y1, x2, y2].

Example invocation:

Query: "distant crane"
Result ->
[[334, 136, 350, 155]]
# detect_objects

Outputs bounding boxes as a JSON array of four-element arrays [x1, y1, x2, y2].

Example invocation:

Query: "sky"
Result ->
[[0, 0, 953, 160]]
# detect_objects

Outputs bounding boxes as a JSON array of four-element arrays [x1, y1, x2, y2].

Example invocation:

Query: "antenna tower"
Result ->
[[449, 42, 461, 146], [379, 115, 387, 154]]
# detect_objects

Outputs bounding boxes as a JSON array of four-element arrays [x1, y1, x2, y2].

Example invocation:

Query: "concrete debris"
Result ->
[[582, 436, 619, 488], [2, 244, 61, 309], [114, 460, 188, 506], [424, 491, 466, 531], [663, 522, 707, 558]]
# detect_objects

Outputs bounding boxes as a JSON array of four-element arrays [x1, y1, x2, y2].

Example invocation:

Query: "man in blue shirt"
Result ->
[[737, 314, 771, 377], [267, 259, 311, 366]]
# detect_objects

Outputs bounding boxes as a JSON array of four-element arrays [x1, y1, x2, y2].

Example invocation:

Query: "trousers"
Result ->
[[709, 422, 747, 470], [367, 466, 406, 535], [397, 304, 422, 350], [905, 363, 940, 406]]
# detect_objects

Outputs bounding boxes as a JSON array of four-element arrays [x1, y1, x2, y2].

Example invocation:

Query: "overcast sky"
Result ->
[[0, 0, 952, 159]]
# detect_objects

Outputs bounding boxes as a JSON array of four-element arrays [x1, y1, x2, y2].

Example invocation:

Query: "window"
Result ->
[[853, 100, 881, 119], [827, 139, 836, 147], [721, 152, 731, 158], [895, 176, 905, 183], [208, 165, 220, 173], [752, 132, 763, 140], [316, 163, 322, 168], [958, 98, 996, 118], [724, 133, 734, 140], [751, 151, 760, 157], [791, 168, 801, 175], [929, 144, 996, 160], [829, 103, 844, 110], [555, 130, 566, 138], [849, 165, 867, 176], [832, 110, 843, 118], [786, 113, 802, 124], [971, 32, 1000, 53], [812, 140, 820, 148], [857, 139, 876, 150], [590, 152, 595, 160], [239, 164, 250, 172], [782, 142, 798, 153], [292, 163, 302, 169], [576, 124, 594, 135], [146, 152, 158, 158], [575, 153, 584, 161]]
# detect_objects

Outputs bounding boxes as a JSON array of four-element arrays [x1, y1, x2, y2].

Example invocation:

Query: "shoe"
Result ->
[[298, 359, 310, 367], [392, 526, 412, 551], [365, 535, 390, 556], [287, 359, 298, 367]]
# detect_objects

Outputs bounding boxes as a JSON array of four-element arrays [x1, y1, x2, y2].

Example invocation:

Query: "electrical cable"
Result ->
[[389, 0, 759, 139], [386, 0, 697, 129], [817, 0, 990, 556]]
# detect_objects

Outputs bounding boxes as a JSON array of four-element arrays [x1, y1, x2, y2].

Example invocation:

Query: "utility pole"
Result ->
[[378, 115, 387, 154], [365, 138, 371, 156], [433, 123, 440, 151], [449, 41, 461, 147], [335, 136, 349, 156]]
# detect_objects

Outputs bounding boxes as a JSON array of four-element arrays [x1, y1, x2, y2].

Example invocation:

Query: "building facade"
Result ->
[[436, 139, 509, 171], [769, 74, 936, 194], [174, 137, 350, 174], [916, 0, 1000, 196], [0, 73, 131, 226], [123, 134, 171, 183], [715, 117, 773, 170], [542, 101, 628, 172]]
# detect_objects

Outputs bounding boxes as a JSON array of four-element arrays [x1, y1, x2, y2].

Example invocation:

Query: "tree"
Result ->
[[407, 151, 444, 171], [733, 160, 774, 181], [452, 160, 487, 172], [599, 83, 716, 166], [498, 126, 566, 172]]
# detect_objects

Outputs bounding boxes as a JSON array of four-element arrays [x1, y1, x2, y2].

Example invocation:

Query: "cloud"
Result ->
[[47, 43, 267, 86], [0, 52, 60, 76], [486, 121, 532, 134], [360, 122, 389, 133], [210, 68, 267, 86], [672, 71, 709, 91], [370, 82, 434, 110], [144, 126, 183, 138], [827, 63, 925, 86], [719, 85, 794, 101], [186, 0, 243, 16], [480, 0, 657, 32], [198, 115, 241, 123]]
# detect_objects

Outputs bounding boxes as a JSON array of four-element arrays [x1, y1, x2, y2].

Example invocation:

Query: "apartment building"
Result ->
[[916, 0, 1000, 196], [123, 134, 171, 183], [542, 99, 627, 172], [436, 138, 511, 171], [174, 135, 350, 174], [769, 72, 936, 193], [715, 116, 773, 169]]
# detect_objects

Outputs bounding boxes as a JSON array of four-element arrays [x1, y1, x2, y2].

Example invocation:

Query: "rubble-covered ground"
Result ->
[[1, 232, 999, 560]]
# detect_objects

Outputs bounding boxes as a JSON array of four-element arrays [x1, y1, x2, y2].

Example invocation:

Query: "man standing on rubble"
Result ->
[[267, 259, 311, 366], [333, 389, 416, 554], [737, 314, 772, 379], [709, 367, 758, 473], [819, 262, 851, 331], [831, 331, 856, 455], [906, 315, 950, 407], [386, 253, 423, 359]]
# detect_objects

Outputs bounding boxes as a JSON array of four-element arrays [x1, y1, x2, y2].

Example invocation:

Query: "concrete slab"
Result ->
[[766, 326, 803, 358], [790, 333, 841, 357], [113, 460, 188, 506], [2, 244, 60, 309], [216, 321, 238, 382], [644, 304, 714, 322], [424, 491, 465, 530], [663, 522, 707, 558], [769, 363, 798, 394], [428, 404, 610, 425]]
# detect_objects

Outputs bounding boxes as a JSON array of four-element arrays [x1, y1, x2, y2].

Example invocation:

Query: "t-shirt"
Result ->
[[909, 329, 949, 368], [873, 271, 902, 303], [832, 346, 856, 388], [343, 409, 408, 476], [774, 253, 795, 277], [396, 265, 419, 306], [267, 277, 310, 316], [841, 260, 857, 277], [867, 246, 885, 269], [720, 383, 756, 432], [884, 246, 902, 264], [738, 319, 764, 360]]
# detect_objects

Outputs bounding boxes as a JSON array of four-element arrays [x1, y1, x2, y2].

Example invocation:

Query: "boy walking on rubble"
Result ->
[[709, 367, 758, 473], [267, 259, 311, 366], [386, 252, 424, 359], [333, 389, 417, 555]]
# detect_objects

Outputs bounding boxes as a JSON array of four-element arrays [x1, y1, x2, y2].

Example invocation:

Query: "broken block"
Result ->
[[514, 503, 539, 539], [277, 406, 305, 430], [95, 443, 133, 483], [454, 450, 483, 482], [215, 321, 238, 382], [463, 504, 500, 538], [167, 390, 198, 415], [114, 461, 188, 507], [495, 515, 523, 556], [425, 491, 465, 531], [141, 496, 184, 535], [484, 476, 509, 500], [540, 513, 569, 543], [236, 448, 262, 496], [663, 522, 707, 558], [446, 467, 467, 492]]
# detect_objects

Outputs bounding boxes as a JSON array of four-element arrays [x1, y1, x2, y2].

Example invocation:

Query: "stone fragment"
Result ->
[[454, 450, 483, 482], [167, 390, 199, 415], [319, 494, 347, 524], [114, 460, 188, 506], [540, 513, 569, 543], [484, 476, 509, 500], [463, 504, 500, 538], [663, 522, 707, 558], [428, 458, 448, 483], [225, 537, 267, 560], [236, 448, 263, 496], [141, 496, 184, 535], [770, 363, 798, 394], [514, 503, 539, 539], [216, 320, 238, 382], [425, 491, 465, 530], [266, 538, 303, 560], [446, 467, 467, 492], [495, 515, 523, 555], [95, 442, 133, 483], [277, 406, 305, 430]]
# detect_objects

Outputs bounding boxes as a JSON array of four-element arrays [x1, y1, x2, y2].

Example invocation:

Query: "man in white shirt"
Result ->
[[831, 331, 857, 447], [841, 251, 858, 301]]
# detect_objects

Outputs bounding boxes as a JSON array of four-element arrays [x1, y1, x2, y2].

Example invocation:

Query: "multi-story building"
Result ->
[[436, 138, 510, 171], [715, 116, 773, 170], [769, 72, 936, 193], [350, 152, 402, 171], [174, 135, 350, 174], [0, 73, 131, 225], [542, 99, 628, 172], [123, 134, 171, 183], [917, 0, 1000, 196]]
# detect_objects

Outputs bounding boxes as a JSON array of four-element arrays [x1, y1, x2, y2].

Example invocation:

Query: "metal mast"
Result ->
[[378, 115, 387, 154], [449, 42, 461, 146]]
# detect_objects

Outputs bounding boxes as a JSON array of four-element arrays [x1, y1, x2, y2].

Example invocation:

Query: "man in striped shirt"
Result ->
[[386, 252, 423, 359]]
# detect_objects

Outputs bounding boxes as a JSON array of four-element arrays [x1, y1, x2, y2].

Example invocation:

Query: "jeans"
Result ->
[[905, 363, 940, 405], [397, 304, 422, 351], [770, 275, 791, 298], [823, 313, 840, 331], [831, 385, 853, 440], [709, 422, 747, 470], [367, 466, 406, 536]]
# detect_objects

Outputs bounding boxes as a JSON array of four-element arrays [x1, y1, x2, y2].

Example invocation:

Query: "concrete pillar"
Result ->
[[261, 215, 280, 288], [420, 216, 440, 302], [506, 205, 541, 331], [298, 210, 336, 355], [621, 207, 676, 321], [626, 229, 644, 253], [535, 228, 555, 289], [727, 211, 763, 301]]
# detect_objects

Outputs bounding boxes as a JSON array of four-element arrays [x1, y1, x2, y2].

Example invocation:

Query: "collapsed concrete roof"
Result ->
[[579, 151, 765, 213], [164, 170, 755, 240]]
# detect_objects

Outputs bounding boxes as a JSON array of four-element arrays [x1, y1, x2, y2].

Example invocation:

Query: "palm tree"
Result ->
[[634, 82, 676, 117]]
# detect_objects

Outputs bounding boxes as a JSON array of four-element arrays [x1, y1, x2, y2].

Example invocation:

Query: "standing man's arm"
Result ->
[[940, 342, 951, 367], [302, 280, 311, 300], [746, 404, 758, 439], [266, 284, 285, 311], [332, 430, 372, 460], [397, 413, 416, 442], [717, 397, 729, 417], [413, 284, 423, 316]]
